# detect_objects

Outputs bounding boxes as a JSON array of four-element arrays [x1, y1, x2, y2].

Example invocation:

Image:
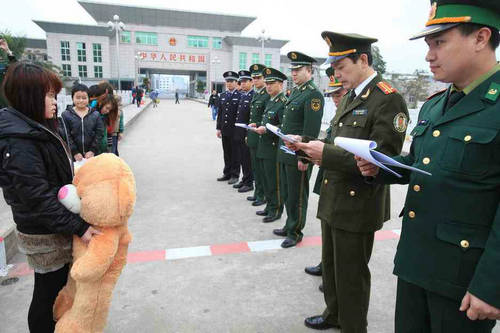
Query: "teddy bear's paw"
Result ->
[[54, 317, 87, 333], [53, 292, 74, 321], [71, 262, 100, 283]]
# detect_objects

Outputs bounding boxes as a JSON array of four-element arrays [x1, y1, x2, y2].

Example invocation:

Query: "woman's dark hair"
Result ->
[[71, 83, 89, 98], [99, 94, 118, 128], [88, 84, 106, 98], [98, 81, 114, 95], [2, 62, 62, 130]]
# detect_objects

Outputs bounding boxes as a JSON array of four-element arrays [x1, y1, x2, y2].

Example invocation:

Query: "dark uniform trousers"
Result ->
[[250, 147, 265, 200], [281, 163, 312, 241], [234, 139, 253, 185], [221, 135, 239, 178], [395, 278, 496, 333], [258, 158, 283, 217], [321, 221, 374, 333]]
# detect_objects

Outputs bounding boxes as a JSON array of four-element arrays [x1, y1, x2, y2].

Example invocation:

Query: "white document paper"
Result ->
[[265, 124, 298, 143], [280, 145, 296, 155], [235, 123, 256, 131], [333, 137, 432, 178]]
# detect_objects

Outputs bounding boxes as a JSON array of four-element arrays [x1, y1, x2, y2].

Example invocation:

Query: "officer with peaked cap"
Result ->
[[216, 71, 241, 184], [252, 67, 287, 223], [232, 70, 255, 193], [356, 0, 500, 331], [272, 51, 324, 248], [304, 67, 348, 281], [292, 32, 408, 331], [247, 64, 270, 207]]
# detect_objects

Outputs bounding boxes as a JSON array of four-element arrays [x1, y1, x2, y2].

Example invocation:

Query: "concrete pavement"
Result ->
[[0, 100, 497, 332]]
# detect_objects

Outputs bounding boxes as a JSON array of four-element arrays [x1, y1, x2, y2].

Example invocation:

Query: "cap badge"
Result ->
[[266, 68, 272, 75], [429, 2, 437, 20], [323, 36, 332, 47], [253, 65, 258, 70], [291, 53, 297, 60]]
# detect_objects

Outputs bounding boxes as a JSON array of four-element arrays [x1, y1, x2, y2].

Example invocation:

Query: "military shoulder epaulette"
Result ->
[[260, 89, 266, 95], [426, 88, 447, 100], [484, 82, 499, 103], [280, 96, 287, 103], [376, 81, 397, 95]]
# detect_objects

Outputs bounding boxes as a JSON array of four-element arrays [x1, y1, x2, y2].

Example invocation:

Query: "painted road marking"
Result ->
[[7, 229, 401, 278]]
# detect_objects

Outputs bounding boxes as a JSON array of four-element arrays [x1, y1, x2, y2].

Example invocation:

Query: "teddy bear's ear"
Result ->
[[118, 169, 136, 221]]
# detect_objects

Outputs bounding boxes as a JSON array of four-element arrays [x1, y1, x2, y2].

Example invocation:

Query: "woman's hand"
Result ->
[[74, 153, 83, 161], [80, 226, 102, 243]]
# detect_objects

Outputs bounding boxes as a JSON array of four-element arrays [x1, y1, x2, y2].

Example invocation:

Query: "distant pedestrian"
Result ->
[[107, 95, 124, 156], [150, 90, 159, 108], [175, 91, 180, 104], [208, 90, 219, 120], [136, 87, 143, 107], [131, 86, 137, 105]]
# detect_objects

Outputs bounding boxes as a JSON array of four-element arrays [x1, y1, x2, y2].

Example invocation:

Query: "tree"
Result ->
[[393, 70, 430, 108], [196, 80, 206, 94], [371, 45, 386, 75], [142, 77, 150, 92]]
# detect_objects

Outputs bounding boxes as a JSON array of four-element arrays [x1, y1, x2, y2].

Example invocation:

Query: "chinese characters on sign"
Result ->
[[138, 51, 206, 64]]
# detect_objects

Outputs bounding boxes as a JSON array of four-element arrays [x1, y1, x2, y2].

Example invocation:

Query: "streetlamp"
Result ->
[[256, 29, 271, 64], [107, 15, 125, 91], [211, 56, 221, 92], [134, 51, 142, 89]]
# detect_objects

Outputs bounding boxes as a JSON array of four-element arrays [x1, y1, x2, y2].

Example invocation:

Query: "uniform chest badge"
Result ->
[[353, 109, 367, 116], [393, 113, 408, 133], [311, 98, 322, 112]]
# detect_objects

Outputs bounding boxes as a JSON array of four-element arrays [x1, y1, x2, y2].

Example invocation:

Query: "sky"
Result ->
[[0, 0, 443, 73]]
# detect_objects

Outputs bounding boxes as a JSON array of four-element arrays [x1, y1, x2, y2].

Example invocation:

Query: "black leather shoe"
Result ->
[[238, 185, 253, 193], [228, 177, 239, 185], [319, 284, 323, 293], [304, 263, 322, 276], [217, 175, 230, 181], [304, 315, 340, 330], [252, 199, 266, 206], [233, 182, 244, 189], [262, 215, 280, 223], [256, 210, 268, 216], [281, 238, 300, 248], [247, 196, 256, 201], [273, 228, 287, 237]]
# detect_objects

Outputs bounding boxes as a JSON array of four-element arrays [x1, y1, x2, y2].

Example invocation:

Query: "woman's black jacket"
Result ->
[[0, 107, 89, 236]]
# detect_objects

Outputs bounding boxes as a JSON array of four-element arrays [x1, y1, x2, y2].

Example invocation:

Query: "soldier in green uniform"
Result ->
[[251, 68, 287, 223], [273, 51, 324, 248], [247, 64, 270, 207], [292, 32, 409, 331], [305, 67, 347, 280], [356, 1, 500, 331]]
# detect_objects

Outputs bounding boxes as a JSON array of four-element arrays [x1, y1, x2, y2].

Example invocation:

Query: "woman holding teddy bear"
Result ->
[[0, 61, 100, 332]]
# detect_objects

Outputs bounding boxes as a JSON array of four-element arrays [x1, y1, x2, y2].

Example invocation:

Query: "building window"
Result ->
[[62, 64, 72, 77], [76, 42, 86, 62], [188, 36, 208, 48], [93, 43, 102, 63], [239, 52, 247, 70], [78, 65, 87, 78], [265, 54, 272, 67], [60, 41, 70, 61], [120, 31, 131, 43], [252, 53, 260, 65], [94, 66, 103, 78], [212, 37, 222, 49], [135, 32, 158, 45]]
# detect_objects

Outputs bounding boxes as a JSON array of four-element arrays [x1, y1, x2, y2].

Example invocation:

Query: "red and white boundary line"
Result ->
[[7, 229, 401, 278]]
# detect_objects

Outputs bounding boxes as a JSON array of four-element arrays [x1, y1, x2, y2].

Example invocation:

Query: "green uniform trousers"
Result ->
[[258, 158, 283, 218], [280, 163, 312, 241], [321, 220, 374, 333], [395, 278, 496, 333], [249, 147, 265, 201]]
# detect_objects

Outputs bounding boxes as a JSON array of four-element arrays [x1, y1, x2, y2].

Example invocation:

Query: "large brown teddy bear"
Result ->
[[53, 153, 136, 333]]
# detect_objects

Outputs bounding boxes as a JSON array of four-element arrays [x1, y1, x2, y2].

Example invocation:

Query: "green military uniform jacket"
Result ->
[[277, 79, 324, 165], [247, 87, 270, 148], [378, 68, 500, 308], [317, 74, 408, 232], [257, 92, 286, 160]]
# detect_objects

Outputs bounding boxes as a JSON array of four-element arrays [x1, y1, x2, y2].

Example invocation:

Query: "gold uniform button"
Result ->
[[464, 135, 472, 142], [433, 130, 440, 137], [408, 211, 416, 219], [353, 121, 357, 126], [324, 179, 328, 185], [349, 190, 356, 197], [423, 157, 430, 165], [413, 185, 421, 192], [339, 122, 343, 127], [460, 240, 470, 249]]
